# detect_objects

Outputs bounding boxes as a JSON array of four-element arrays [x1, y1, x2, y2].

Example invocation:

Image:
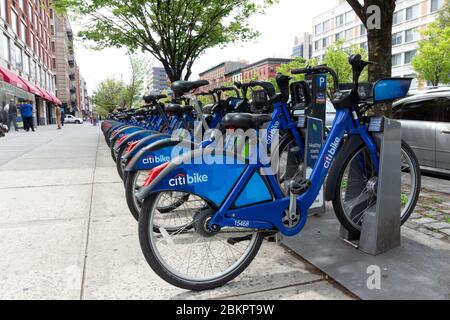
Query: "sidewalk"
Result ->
[[0, 125, 352, 300]]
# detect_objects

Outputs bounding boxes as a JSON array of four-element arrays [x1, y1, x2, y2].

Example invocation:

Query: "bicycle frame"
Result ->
[[141, 106, 380, 237], [207, 106, 379, 236], [266, 101, 305, 159]]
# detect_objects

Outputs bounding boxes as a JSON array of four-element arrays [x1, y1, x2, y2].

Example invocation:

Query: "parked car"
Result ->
[[64, 114, 83, 124], [392, 91, 450, 175]]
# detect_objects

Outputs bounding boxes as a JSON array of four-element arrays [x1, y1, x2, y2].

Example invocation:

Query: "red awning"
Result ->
[[0, 67, 26, 90], [18, 76, 42, 97], [35, 87, 53, 102], [49, 93, 61, 105], [44, 90, 57, 104]]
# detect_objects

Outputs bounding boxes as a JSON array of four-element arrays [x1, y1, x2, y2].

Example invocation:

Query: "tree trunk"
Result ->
[[347, 0, 396, 115]]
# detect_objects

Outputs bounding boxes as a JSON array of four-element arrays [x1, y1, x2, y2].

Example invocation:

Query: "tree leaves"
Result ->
[[412, 22, 450, 86], [52, 0, 275, 81]]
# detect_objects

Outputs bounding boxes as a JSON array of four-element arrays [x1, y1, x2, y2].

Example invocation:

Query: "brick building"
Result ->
[[0, 0, 61, 126], [199, 61, 248, 91], [51, 12, 88, 117], [241, 58, 293, 81]]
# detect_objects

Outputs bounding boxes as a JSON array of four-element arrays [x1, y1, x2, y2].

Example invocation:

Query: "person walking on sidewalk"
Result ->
[[55, 105, 62, 130], [20, 101, 34, 132], [5, 100, 18, 132]]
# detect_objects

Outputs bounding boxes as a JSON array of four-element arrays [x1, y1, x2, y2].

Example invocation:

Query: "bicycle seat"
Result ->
[[221, 113, 272, 130], [171, 80, 209, 95], [165, 104, 194, 117], [165, 104, 184, 117], [143, 94, 167, 103]]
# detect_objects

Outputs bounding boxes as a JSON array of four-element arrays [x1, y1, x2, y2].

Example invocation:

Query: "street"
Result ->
[[0, 125, 353, 300]]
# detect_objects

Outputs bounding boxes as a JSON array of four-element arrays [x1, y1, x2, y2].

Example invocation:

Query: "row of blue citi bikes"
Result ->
[[101, 55, 421, 291]]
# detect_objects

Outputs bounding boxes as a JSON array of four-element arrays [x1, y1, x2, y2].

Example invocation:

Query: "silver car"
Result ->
[[392, 91, 450, 175]]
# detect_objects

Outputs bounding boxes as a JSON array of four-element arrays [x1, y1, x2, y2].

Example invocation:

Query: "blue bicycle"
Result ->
[[134, 55, 418, 290]]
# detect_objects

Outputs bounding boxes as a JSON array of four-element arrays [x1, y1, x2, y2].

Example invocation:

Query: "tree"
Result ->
[[53, 0, 275, 82], [322, 40, 368, 85], [346, 0, 396, 83], [437, 0, 450, 27], [92, 78, 126, 116], [122, 54, 152, 109], [412, 17, 450, 86]]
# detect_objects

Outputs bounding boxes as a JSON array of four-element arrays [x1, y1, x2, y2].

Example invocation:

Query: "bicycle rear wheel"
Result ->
[[138, 192, 264, 291], [332, 141, 420, 235]]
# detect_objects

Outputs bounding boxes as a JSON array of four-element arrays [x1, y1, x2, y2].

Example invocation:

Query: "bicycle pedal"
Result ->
[[288, 179, 311, 195]]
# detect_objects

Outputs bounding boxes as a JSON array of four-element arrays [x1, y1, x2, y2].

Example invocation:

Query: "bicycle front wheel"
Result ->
[[332, 141, 420, 235], [138, 192, 264, 291]]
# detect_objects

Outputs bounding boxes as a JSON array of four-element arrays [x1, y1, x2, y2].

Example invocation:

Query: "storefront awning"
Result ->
[[35, 87, 53, 102], [18, 76, 42, 97], [0, 67, 26, 90], [49, 93, 61, 106]]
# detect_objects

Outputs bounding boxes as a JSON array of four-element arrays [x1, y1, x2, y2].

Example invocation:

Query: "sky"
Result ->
[[72, 0, 339, 95]]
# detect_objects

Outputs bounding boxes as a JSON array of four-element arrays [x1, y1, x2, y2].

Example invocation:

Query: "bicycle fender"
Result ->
[[136, 149, 248, 207], [122, 133, 171, 161], [125, 138, 195, 172], [324, 135, 364, 201], [114, 129, 155, 151]]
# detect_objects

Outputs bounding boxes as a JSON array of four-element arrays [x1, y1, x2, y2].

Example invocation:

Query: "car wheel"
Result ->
[[75, 120, 80, 124]]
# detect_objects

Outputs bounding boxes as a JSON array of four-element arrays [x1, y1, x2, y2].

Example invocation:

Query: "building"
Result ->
[[147, 66, 169, 94], [224, 67, 244, 84], [79, 76, 91, 118], [0, 0, 61, 126], [241, 58, 293, 81], [311, 0, 445, 88], [51, 12, 85, 117], [199, 61, 248, 91], [292, 32, 312, 59]]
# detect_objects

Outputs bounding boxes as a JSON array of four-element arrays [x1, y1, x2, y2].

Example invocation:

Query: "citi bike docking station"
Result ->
[[101, 54, 450, 298]]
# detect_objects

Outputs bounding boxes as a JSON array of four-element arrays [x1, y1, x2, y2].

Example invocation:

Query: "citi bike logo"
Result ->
[[142, 154, 171, 165], [267, 121, 280, 145], [324, 137, 341, 169], [169, 173, 208, 186]]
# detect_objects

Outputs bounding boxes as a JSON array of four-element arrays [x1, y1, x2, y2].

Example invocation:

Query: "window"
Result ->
[[30, 59, 36, 81], [15, 44, 23, 69], [406, 5, 419, 21], [404, 50, 416, 64], [345, 28, 353, 40], [440, 98, 450, 122], [392, 53, 402, 66], [360, 25, 367, 36], [392, 31, 403, 46], [345, 11, 353, 24], [28, 2, 33, 20], [2, 33, 10, 62], [1, 0, 6, 20], [11, 11, 18, 34], [23, 53, 30, 74], [360, 42, 368, 51], [322, 37, 328, 48], [393, 10, 404, 25], [335, 31, 344, 41], [314, 40, 321, 50], [20, 21, 26, 43], [405, 28, 419, 42], [322, 20, 330, 33], [392, 99, 440, 121], [314, 24, 322, 35], [336, 14, 344, 27], [431, 0, 443, 13]]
